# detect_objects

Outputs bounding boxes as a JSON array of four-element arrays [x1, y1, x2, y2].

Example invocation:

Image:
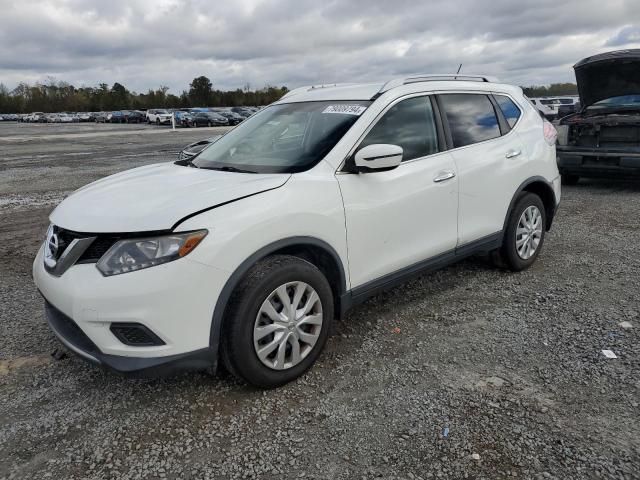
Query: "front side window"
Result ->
[[357, 96, 438, 162], [440, 94, 501, 148], [495, 95, 522, 128], [193, 101, 371, 173]]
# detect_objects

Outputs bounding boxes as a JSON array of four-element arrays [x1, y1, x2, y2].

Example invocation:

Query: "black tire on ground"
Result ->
[[494, 192, 546, 272], [561, 174, 580, 186], [156, 118, 160, 126], [207, 121, 212, 127], [220, 255, 334, 388]]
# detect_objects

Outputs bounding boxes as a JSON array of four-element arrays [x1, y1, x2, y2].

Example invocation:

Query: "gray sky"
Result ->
[[1, 0, 639, 93]]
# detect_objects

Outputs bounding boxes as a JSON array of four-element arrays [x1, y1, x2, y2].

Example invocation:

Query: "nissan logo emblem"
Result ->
[[44, 225, 59, 267]]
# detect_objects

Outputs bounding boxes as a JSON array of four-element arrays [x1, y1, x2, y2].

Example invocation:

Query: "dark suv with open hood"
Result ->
[[557, 49, 640, 184]]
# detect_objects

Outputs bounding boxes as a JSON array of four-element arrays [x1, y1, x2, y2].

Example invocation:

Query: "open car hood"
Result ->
[[574, 49, 640, 108], [50, 163, 290, 233]]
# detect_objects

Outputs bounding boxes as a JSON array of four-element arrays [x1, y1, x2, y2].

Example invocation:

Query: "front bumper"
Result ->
[[33, 245, 230, 376], [557, 147, 640, 177], [44, 300, 214, 376]]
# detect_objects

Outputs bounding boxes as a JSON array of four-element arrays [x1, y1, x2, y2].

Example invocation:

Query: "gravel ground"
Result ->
[[0, 123, 638, 480]]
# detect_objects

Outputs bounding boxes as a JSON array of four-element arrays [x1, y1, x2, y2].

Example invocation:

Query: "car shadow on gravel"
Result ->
[[572, 177, 640, 193]]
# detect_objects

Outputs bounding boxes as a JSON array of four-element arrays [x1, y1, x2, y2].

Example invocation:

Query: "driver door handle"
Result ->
[[505, 149, 522, 159], [433, 170, 456, 183]]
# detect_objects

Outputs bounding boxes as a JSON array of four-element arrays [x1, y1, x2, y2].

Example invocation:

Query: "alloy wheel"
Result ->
[[516, 205, 543, 260], [253, 281, 323, 370]]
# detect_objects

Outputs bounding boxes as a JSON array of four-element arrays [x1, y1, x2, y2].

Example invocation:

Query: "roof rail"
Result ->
[[280, 83, 358, 100], [377, 74, 499, 95]]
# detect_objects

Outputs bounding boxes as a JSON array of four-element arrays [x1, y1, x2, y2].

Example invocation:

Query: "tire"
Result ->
[[156, 118, 160, 126], [495, 192, 546, 272], [221, 255, 334, 388], [207, 121, 212, 127], [561, 174, 580, 186]]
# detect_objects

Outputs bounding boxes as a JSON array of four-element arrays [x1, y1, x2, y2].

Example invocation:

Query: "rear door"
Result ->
[[437, 92, 526, 245]]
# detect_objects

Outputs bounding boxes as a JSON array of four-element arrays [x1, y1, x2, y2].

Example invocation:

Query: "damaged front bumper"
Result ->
[[557, 146, 640, 178]]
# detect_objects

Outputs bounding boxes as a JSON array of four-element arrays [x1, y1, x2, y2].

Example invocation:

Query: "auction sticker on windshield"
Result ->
[[322, 105, 367, 115]]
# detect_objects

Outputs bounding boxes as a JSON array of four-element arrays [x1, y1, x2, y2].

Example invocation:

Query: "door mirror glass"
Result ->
[[354, 144, 403, 172]]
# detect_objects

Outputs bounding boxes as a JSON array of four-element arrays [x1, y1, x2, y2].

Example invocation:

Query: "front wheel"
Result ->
[[495, 192, 546, 271], [221, 255, 334, 388]]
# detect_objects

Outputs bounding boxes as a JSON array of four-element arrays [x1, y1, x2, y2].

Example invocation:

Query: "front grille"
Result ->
[[55, 227, 118, 263], [80, 236, 118, 262], [110, 323, 165, 346], [45, 301, 100, 355]]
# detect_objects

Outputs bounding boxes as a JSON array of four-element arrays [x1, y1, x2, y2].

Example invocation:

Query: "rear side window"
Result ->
[[358, 96, 438, 161], [439, 94, 501, 148], [495, 95, 522, 128]]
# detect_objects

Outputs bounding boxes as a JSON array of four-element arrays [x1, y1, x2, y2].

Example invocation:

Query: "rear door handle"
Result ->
[[433, 171, 456, 183], [505, 149, 522, 159]]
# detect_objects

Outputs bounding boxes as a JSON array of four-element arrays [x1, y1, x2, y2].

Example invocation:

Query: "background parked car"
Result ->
[[172, 110, 192, 126], [58, 113, 74, 123], [557, 49, 640, 184], [211, 109, 244, 125], [122, 110, 146, 123], [230, 107, 254, 118], [529, 98, 561, 120], [46, 113, 60, 123], [28, 112, 47, 123], [556, 97, 581, 118], [107, 111, 125, 123], [94, 112, 108, 123], [146, 109, 173, 125], [190, 111, 229, 127], [77, 112, 91, 122]]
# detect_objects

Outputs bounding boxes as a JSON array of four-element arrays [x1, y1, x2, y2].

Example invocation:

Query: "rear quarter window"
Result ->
[[494, 95, 522, 128]]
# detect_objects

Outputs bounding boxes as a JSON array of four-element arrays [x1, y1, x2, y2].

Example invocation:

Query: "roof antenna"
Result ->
[[455, 63, 462, 79]]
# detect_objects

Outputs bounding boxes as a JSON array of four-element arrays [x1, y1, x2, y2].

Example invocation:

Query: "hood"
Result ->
[[50, 163, 290, 233], [574, 49, 640, 108]]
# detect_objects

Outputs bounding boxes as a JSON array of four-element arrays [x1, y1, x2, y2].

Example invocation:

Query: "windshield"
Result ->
[[192, 101, 371, 173], [588, 95, 640, 110]]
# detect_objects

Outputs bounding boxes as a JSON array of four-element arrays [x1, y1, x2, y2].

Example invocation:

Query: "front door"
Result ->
[[337, 95, 459, 289]]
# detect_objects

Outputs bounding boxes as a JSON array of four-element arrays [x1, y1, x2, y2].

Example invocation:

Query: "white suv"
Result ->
[[33, 75, 561, 387], [146, 109, 173, 125]]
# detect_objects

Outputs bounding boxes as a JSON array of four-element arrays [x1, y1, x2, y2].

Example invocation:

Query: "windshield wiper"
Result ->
[[203, 165, 257, 174]]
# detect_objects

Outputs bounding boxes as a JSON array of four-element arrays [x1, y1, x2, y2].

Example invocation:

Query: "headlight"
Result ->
[[96, 230, 208, 276]]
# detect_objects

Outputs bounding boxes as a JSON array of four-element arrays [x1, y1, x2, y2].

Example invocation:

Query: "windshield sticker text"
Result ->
[[322, 105, 367, 116]]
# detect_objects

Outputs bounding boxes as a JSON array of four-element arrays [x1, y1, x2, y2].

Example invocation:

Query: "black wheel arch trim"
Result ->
[[208, 236, 348, 366], [503, 176, 559, 234]]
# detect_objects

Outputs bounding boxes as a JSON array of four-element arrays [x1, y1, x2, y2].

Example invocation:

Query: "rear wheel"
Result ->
[[494, 192, 546, 271], [156, 118, 160, 126], [562, 174, 580, 186], [221, 255, 334, 388]]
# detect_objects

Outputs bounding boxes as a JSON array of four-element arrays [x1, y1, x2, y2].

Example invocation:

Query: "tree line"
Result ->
[[0, 76, 289, 114], [521, 83, 578, 97], [0, 75, 579, 114]]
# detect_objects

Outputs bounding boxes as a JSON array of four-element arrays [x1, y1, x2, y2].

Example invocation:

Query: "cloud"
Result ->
[[605, 25, 640, 46], [0, 0, 639, 92]]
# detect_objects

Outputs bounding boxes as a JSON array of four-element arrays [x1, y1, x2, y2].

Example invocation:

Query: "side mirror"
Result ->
[[354, 144, 403, 172]]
